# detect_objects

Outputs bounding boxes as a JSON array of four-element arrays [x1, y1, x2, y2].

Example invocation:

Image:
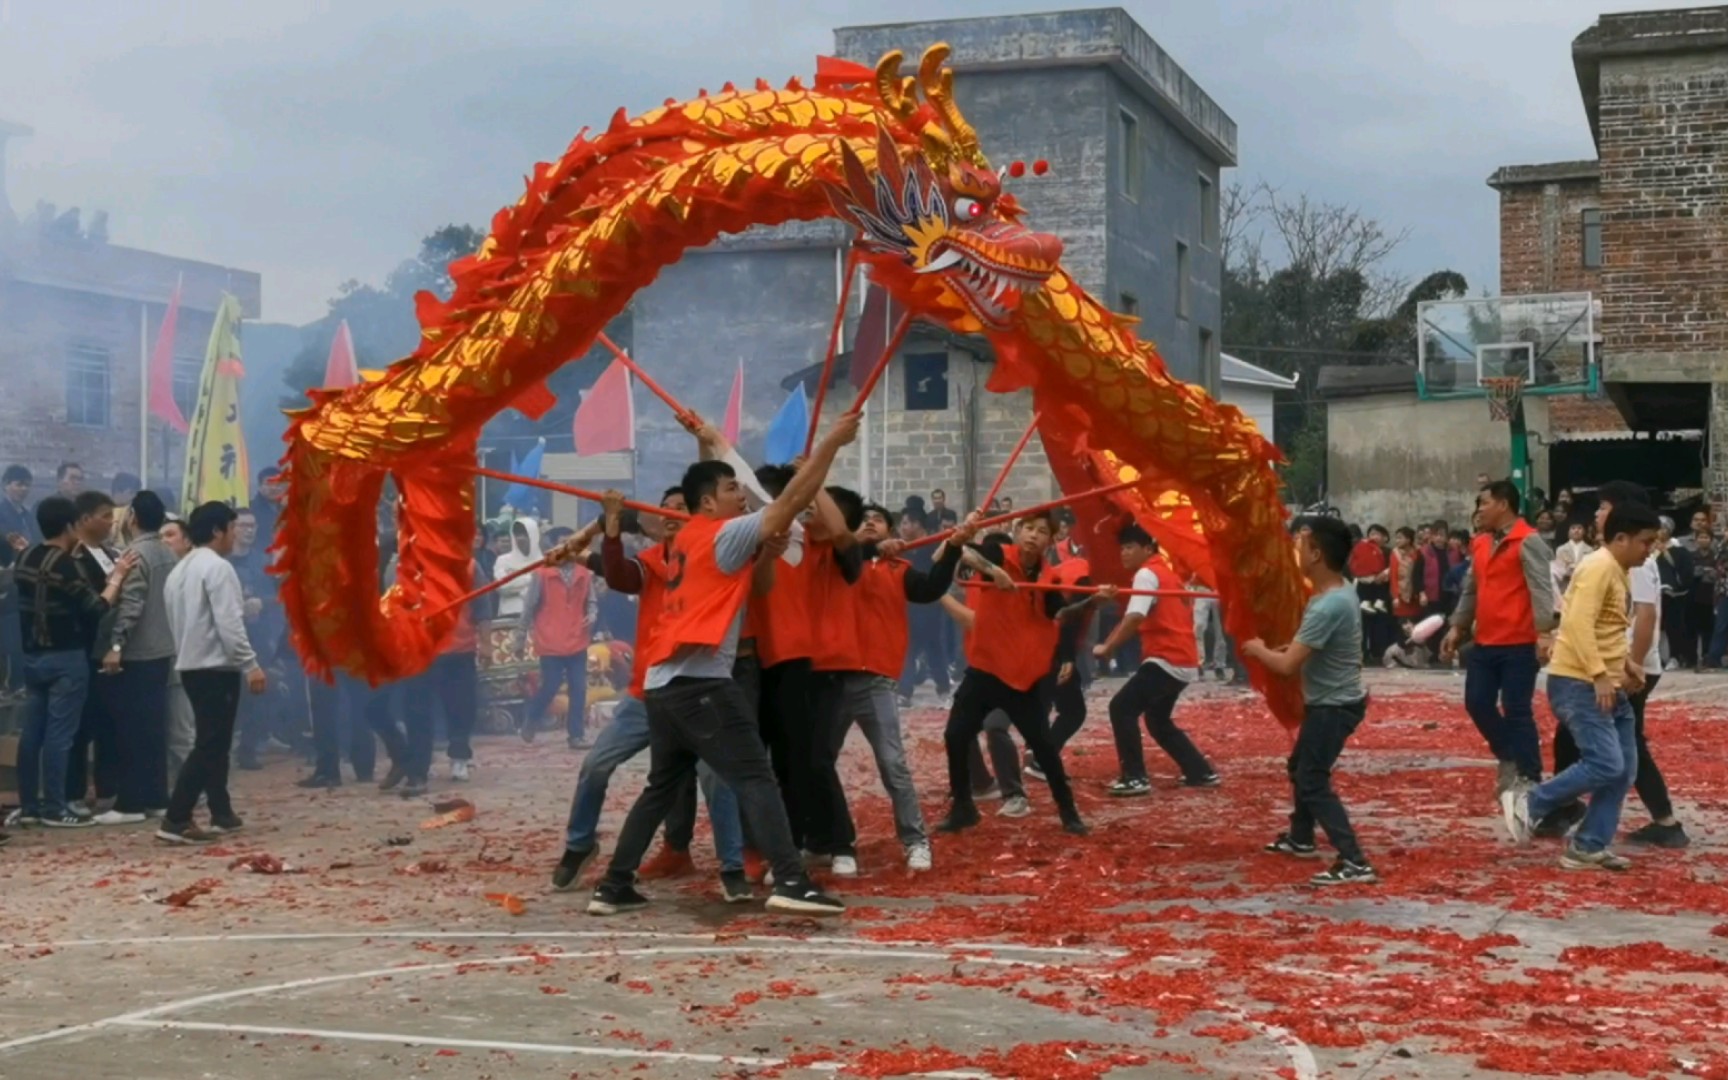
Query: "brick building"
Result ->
[[620, 9, 1235, 512], [0, 121, 262, 499], [1487, 6, 1728, 506]]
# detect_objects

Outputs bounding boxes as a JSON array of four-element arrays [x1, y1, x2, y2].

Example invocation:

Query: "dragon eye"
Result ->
[[953, 197, 985, 220]]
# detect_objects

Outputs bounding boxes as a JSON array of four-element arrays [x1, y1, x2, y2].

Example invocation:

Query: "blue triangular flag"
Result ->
[[503, 439, 545, 512], [764, 385, 810, 465]]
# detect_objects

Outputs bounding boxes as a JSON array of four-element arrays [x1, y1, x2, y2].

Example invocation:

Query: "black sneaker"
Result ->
[[1626, 821, 1691, 849], [399, 777, 428, 799], [1264, 833, 1320, 858], [552, 846, 595, 892], [208, 814, 245, 834], [586, 880, 650, 916], [1180, 773, 1222, 789], [1060, 812, 1089, 836], [1534, 801, 1586, 839], [296, 774, 340, 790], [766, 880, 845, 916], [520, 721, 538, 744], [378, 765, 406, 792], [156, 821, 215, 845], [720, 869, 753, 904], [1106, 776, 1152, 798], [1311, 858, 1378, 886], [40, 812, 95, 829], [935, 802, 981, 833]]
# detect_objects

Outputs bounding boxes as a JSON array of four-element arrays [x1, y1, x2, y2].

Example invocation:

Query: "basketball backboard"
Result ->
[[1416, 292, 1599, 400]]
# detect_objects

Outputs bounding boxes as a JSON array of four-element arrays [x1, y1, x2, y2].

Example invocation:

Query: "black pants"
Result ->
[[1686, 598, 1714, 668], [664, 653, 759, 852], [367, 682, 433, 781], [308, 674, 378, 780], [100, 656, 172, 813], [1286, 699, 1368, 863], [943, 669, 1077, 818], [1107, 663, 1214, 782], [760, 659, 848, 853], [1664, 601, 1694, 668], [809, 672, 860, 856], [604, 677, 805, 888], [899, 617, 952, 698], [167, 669, 242, 825], [1552, 674, 1673, 821], [67, 661, 120, 803], [1045, 659, 1088, 753]]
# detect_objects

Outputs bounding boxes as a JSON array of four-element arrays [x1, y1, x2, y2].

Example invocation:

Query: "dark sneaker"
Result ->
[[766, 880, 845, 916], [567, 735, 591, 751], [935, 803, 981, 833], [1060, 812, 1089, 836], [1180, 773, 1222, 789], [156, 822, 215, 845], [1106, 776, 1152, 798], [552, 846, 595, 892], [296, 774, 340, 790], [378, 765, 406, 792], [399, 777, 428, 799], [1023, 762, 1048, 782], [1264, 833, 1320, 858], [1533, 801, 1586, 839], [519, 721, 538, 744], [40, 813, 95, 829], [586, 881, 650, 916], [1311, 859, 1378, 886], [720, 869, 753, 903], [208, 815, 245, 834], [1626, 821, 1690, 849], [1560, 845, 1631, 872], [235, 755, 263, 772], [0, 830, 12, 847]]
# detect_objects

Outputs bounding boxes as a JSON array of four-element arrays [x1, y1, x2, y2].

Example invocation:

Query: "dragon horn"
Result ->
[[874, 50, 914, 118], [917, 44, 980, 160]]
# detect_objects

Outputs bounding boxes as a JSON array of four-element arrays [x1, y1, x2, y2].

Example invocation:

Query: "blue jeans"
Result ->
[[528, 652, 588, 741], [1464, 643, 1542, 782], [1530, 675, 1637, 853], [17, 650, 91, 818], [562, 694, 742, 872], [1707, 595, 1728, 667]]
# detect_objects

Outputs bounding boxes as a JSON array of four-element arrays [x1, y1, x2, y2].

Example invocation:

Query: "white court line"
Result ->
[[0, 932, 1315, 1080]]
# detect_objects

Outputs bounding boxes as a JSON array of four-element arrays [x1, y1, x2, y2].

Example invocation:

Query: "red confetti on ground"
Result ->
[[157, 878, 221, 908]]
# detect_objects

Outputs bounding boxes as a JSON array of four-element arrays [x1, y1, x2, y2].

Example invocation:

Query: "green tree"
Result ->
[[1221, 182, 1467, 505]]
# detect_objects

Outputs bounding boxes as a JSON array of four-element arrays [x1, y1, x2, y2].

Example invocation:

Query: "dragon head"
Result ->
[[822, 47, 1063, 333]]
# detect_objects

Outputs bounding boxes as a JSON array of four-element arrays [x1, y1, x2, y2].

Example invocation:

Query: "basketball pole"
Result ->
[[1508, 402, 1531, 507]]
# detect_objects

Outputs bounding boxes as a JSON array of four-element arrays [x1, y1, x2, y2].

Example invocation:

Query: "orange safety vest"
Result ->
[[755, 539, 830, 668], [529, 564, 593, 657], [965, 555, 1059, 692], [642, 516, 754, 670], [1135, 553, 1199, 667], [1472, 519, 1538, 647], [627, 546, 672, 699], [810, 547, 866, 673], [852, 558, 911, 679]]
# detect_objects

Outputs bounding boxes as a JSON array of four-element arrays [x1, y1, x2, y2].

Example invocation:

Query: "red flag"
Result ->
[[323, 320, 358, 389], [574, 358, 636, 456], [722, 359, 743, 444], [850, 284, 905, 388], [148, 278, 186, 433]]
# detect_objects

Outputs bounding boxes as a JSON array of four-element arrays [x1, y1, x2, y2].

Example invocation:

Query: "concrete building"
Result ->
[[0, 121, 262, 497], [621, 8, 1236, 511], [1487, 6, 1727, 508], [1220, 353, 1294, 438]]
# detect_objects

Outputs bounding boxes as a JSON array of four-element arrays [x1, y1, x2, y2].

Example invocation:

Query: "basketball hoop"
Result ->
[[1482, 376, 1526, 422]]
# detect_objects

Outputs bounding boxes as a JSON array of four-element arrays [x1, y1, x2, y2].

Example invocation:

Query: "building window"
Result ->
[[173, 354, 203, 423], [1199, 326, 1219, 377], [1118, 108, 1141, 200], [903, 351, 949, 411], [1176, 242, 1191, 320], [1119, 292, 1139, 318], [1581, 208, 1603, 269], [65, 344, 111, 428], [1199, 174, 1218, 249]]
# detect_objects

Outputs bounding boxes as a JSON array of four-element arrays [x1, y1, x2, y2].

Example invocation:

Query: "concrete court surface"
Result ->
[[2, 667, 1727, 1079]]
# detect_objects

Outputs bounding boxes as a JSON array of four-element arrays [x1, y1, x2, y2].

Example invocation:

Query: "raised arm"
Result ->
[[761, 413, 859, 537]]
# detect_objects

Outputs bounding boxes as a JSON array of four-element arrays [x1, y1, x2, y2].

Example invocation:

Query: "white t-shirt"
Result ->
[[1125, 564, 1199, 683], [1629, 555, 1661, 675]]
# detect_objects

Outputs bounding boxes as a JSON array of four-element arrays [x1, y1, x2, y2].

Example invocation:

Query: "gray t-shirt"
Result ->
[[1294, 583, 1366, 706], [644, 510, 766, 690]]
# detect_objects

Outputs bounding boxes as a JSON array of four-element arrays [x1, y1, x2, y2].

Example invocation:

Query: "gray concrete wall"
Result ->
[[1326, 394, 1552, 528]]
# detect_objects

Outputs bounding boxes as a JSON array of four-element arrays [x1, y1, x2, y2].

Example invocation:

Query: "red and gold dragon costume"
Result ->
[[276, 47, 1305, 727]]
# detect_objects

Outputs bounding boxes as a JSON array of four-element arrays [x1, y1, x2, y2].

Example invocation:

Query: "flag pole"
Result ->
[[905, 476, 1144, 551], [981, 411, 1042, 511], [139, 302, 149, 481]]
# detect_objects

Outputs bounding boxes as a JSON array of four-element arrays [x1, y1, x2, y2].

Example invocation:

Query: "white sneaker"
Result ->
[[831, 855, 859, 877], [4, 809, 40, 828], [450, 759, 472, 782], [997, 795, 1032, 818], [905, 843, 933, 872], [1500, 783, 1534, 844], [93, 810, 147, 826], [68, 800, 93, 819]]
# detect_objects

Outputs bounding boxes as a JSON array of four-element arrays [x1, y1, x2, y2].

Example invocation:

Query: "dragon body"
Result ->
[[277, 48, 1305, 727]]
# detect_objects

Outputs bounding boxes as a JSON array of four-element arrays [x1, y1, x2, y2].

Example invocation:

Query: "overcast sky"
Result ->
[[0, 0, 1678, 325]]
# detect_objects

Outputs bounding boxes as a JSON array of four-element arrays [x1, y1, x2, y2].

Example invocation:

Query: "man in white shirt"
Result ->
[[157, 501, 266, 845], [492, 516, 542, 618]]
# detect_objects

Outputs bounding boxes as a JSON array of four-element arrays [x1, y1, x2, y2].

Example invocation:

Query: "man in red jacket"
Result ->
[[1442, 480, 1557, 791], [520, 526, 598, 748]]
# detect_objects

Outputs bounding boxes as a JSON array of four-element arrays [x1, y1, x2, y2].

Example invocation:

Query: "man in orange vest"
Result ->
[[1090, 523, 1219, 796], [937, 509, 1104, 836], [520, 526, 599, 748], [586, 413, 858, 918], [1442, 480, 1557, 790]]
